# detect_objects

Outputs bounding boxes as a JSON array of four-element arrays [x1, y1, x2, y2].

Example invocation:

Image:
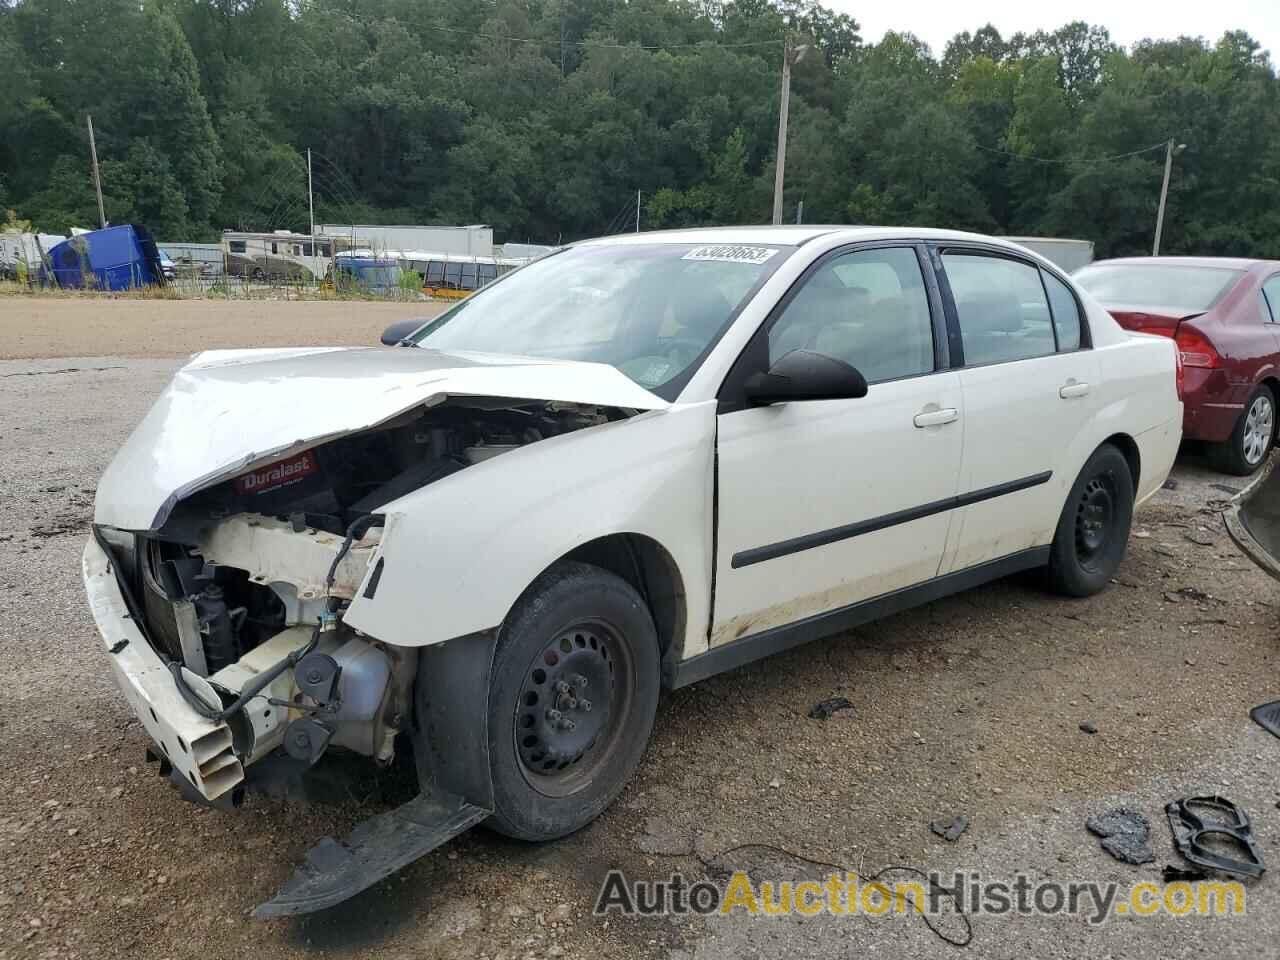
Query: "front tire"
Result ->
[[485, 561, 660, 841], [1047, 444, 1135, 597], [1210, 385, 1275, 476]]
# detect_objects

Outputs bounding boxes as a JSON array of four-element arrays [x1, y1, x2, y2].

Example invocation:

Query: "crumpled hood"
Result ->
[[94, 345, 667, 531]]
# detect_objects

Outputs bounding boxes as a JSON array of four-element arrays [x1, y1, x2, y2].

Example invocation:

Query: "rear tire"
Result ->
[[1210, 385, 1274, 476], [485, 561, 660, 841], [1047, 444, 1135, 597]]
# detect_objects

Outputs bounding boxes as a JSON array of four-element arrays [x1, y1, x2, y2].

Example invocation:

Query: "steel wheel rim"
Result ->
[[513, 618, 634, 798], [1243, 395, 1273, 466], [1075, 474, 1116, 568]]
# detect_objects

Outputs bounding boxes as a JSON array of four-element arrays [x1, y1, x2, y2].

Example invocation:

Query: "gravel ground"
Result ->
[[0, 296, 445, 360], [1, 331, 1278, 959]]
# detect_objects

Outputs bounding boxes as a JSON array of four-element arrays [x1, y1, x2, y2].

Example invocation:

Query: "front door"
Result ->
[[712, 244, 964, 646]]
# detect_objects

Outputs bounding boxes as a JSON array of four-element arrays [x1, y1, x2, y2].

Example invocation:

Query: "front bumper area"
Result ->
[[83, 535, 244, 802]]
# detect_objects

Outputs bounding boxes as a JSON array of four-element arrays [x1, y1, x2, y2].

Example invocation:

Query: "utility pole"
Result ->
[[1153, 139, 1186, 256], [636, 189, 641, 233], [771, 38, 809, 226], [307, 148, 316, 241], [86, 114, 106, 229]]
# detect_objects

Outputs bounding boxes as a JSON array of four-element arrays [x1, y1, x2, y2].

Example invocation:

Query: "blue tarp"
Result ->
[[44, 224, 164, 290]]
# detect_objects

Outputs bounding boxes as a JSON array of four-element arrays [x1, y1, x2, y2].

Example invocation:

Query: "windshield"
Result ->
[[1074, 263, 1243, 313], [407, 242, 792, 399]]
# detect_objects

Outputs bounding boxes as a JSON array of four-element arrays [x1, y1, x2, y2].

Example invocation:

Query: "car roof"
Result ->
[[1088, 256, 1276, 271], [580, 224, 1050, 253]]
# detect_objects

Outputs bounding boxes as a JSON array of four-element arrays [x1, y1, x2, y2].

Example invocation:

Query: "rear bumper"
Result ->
[[82, 536, 244, 801], [1134, 412, 1183, 507], [1181, 368, 1244, 443]]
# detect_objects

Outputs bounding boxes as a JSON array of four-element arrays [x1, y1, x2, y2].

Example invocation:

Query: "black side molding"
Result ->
[[672, 546, 1051, 689], [731, 471, 1052, 569]]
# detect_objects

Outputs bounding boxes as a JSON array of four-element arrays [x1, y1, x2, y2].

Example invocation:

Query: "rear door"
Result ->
[[712, 243, 964, 645], [935, 246, 1101, 573]]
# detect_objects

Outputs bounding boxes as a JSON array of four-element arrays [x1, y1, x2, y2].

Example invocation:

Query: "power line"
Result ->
[[974, 139, 1172, 165]]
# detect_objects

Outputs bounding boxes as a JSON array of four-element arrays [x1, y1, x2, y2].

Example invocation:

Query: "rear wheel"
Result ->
[[1210, 385, 1274, 476], [1047, 444, 1135, 597], [485, 561, 660, 841]]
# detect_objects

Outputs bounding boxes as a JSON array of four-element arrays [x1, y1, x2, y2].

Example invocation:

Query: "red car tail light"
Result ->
[[1174, 327, 1221, 369], [1124, 317, 1216, 399], [1174, 346, 1185, 400]]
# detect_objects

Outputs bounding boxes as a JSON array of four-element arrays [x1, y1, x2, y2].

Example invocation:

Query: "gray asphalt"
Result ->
[[1, 355, 1276, 960]]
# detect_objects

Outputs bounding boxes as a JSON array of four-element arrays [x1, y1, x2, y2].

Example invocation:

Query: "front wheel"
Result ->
[[485, 561, 660, 841], [1210, 386, 1275, 476], [1047, 444, 1135, 597]]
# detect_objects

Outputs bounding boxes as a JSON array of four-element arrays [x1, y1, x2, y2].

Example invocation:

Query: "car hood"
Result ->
[[94, 345, 667, 531]]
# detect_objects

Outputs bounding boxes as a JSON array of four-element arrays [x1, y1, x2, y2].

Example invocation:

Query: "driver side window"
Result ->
[[767, 247, 935, 384]]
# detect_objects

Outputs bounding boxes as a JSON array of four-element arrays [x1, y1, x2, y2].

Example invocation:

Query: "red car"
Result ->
[[1075, 257, 1280, 475]]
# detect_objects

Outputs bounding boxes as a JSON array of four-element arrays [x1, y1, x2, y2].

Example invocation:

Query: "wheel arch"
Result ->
[[1101, 432, 1141, 490], [558, 533, 688, 687], [1260, 377, 1280, 436]]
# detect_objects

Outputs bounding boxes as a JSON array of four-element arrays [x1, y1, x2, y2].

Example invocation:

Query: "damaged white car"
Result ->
[[84, 227, 1182, 916]]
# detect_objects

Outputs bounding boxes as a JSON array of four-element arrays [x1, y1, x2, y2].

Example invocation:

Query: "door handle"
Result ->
[[913, 407, 959, 428], [1059, 380, 1091, 399]]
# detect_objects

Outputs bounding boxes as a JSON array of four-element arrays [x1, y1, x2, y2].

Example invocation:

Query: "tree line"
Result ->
[[1, 0, 1277, 258]]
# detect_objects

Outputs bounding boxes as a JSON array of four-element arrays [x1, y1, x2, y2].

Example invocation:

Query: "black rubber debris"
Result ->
[[930, 816, 969, 842], [1086, 808, 1155, 865], [1166, 796, 1265, 879], [1162, 864, 1208, 883], [253, 788, 489, 917], [808, 697, 854, 721], [1250, 700, 1280, 739]]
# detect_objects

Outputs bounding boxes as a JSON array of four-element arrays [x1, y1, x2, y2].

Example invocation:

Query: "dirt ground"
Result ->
[[1, 303, 1278, 959], [0, 295, 446, 359]]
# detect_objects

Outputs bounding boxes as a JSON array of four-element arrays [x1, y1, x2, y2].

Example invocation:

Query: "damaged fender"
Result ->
[[342, 401, 717, 659]]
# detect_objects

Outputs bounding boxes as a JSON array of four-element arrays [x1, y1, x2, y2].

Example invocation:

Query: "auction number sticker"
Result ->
[[682, 245, 779, 265]]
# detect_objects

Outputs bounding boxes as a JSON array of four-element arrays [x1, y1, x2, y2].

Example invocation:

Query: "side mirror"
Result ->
[[380, 317, 427, 346], [743, 349, 869, 406]]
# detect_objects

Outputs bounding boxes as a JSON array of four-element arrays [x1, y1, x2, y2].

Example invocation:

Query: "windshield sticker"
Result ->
[[681, 245, 779, 265]]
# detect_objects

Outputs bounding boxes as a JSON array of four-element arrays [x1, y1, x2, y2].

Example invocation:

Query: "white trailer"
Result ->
[[1004, 237, 1095, 273], [0, 232, 66, 279], [317, 224, 493, 258]]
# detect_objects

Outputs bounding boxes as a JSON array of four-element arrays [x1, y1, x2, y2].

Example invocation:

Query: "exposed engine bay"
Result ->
[[163, 398, 619, 541], [107, 398, 622, 801]]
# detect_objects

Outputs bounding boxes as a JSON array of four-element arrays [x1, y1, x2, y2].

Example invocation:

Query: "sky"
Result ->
[[829, 0, 1280, 63]]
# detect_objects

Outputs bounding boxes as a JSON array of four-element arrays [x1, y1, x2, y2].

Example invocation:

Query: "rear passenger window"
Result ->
[[767, 247, 935, 385], [1263, 277, 1280, 323], [943, 253, 1055, 365], [1042, 270, 1082, 351]]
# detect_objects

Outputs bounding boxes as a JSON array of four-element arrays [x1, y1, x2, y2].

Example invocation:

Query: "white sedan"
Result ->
[[83, 226, 1181, 915]]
